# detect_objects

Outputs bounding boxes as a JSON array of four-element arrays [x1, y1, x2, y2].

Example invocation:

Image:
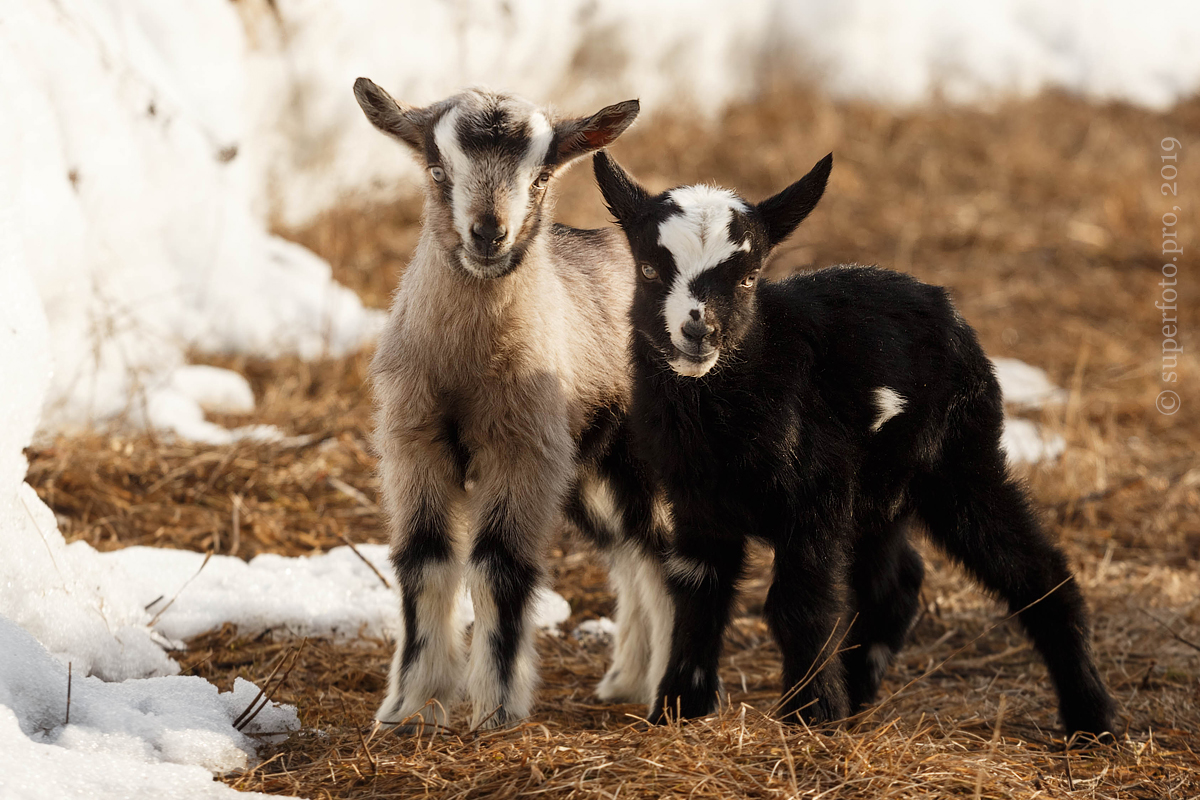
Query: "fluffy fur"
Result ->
[[593, 149, 1115, 739], [354, 80, 668, 730]]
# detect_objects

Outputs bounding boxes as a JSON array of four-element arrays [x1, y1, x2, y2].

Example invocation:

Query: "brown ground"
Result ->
[[27, 84, 1200, 798]]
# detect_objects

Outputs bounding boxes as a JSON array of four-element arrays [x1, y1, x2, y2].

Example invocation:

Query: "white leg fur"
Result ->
[[597, 546, 654, 702], [464, 564, 539, 729], [375, 558, 464, 731], [632, 551, 674, 707]]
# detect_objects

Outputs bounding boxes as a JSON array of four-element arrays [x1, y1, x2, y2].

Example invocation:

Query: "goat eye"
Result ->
[[429, 166, 447, 183], [532, 171, 551, 190], [740, 271, 759, 288], [640, 263, 659, 281]]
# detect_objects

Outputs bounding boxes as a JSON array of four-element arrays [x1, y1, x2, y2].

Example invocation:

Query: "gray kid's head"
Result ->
[[354, 79, 639, 279]]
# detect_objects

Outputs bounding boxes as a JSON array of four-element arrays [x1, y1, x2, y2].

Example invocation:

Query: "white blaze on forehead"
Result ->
[[658, 185, 749, 280], [658, 185, 749, 366], [432, 107, 476, 248], [870, 387, 907, 432], [501, 110, 553, 242]]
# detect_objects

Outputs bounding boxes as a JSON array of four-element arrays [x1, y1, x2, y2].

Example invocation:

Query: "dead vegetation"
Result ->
[[26, 84, 1200, 797]]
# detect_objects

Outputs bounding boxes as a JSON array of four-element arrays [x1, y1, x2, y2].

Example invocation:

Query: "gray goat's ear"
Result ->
[[756, 153, 833, 249], [593, 150, 649, 225], [553, 100, 640, 166], [354, 77, 425, 152]]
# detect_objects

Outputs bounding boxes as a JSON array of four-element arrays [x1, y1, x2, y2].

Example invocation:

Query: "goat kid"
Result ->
[[592, 150, 1116, 739], [354, 80, 672, 731]]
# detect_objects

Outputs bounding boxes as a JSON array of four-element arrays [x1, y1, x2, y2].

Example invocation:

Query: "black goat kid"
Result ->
[[592, 150, 1115, 739]]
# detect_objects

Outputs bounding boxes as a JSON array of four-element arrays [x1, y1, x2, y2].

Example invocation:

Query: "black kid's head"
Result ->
[[593, 151, 832, 377]]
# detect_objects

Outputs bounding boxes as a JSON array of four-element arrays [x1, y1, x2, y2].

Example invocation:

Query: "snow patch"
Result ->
[[171, 366, 257, 415], [993, 357, 1068, 409], [1002, 418, 1067, 465], [573, 617, 618, 644], [0, 619, 297, 800], [991, 356, 1067, 465], [100, 544, 573, 642]]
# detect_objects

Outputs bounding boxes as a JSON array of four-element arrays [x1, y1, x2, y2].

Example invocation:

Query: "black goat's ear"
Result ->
[[756, 153, 833, 249], [593, 150, 650, 225], [553, 100, 640, 166], [353, 77, 426, 152]]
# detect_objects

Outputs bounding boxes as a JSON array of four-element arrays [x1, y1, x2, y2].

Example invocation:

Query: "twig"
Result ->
[[236, 638, 308, 732], [148, 550, 213, 628], [230, 493, 243, 558], [65, 662, 72, 726], [340, 533, 391, 589], [232, 648, 290, 731], [1138, 608, 1200, 653], [776, 721, 798, 796], [328, 475, 380, 512], [340, 696, 377, 775]]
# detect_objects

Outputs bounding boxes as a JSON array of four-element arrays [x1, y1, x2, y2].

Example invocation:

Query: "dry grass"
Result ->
[[26, 84, 1200, 797]]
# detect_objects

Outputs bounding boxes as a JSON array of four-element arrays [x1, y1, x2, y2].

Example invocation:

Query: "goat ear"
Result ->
[[354, 77, 425, 152], [756, 153, 833, 249], [593, 150, 649, 225], [553, 100, 640, 166]]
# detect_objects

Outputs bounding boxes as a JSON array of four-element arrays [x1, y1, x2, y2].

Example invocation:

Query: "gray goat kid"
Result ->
[[353, 79, 672, 730]]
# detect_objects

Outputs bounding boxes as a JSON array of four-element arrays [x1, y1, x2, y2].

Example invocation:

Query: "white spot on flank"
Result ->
[[870, 387, 907, 432], [658, 186, 749, 364]]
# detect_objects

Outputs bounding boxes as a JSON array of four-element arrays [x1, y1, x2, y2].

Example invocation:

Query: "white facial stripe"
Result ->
[[432, 108, 476, 249], [502, 111, 554, 244], [658, 186, 748, 360], [871, 387, 907, 432], [664, 291, 704, 350], [521, 111, 553, 174]]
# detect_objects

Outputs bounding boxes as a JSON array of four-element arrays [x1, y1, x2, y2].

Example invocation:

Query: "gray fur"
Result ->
[[355, 81, 662, 730]]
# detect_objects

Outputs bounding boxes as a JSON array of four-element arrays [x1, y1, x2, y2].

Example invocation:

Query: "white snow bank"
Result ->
[[247, 0, 1200, 225], [240, 0, 775, 225], [0, 218, 176, 682], [0, 618, 297, 800], [771, 0, 1200, 110], [0, 484, 178, 682], [0, 2, 382, 438], [2, 182, 298, 798], [100, 544, 571, 642]]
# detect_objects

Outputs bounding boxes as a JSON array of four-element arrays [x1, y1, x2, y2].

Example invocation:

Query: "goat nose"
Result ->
[[681, 317, 714, 342], [470, 218, 507, 247]]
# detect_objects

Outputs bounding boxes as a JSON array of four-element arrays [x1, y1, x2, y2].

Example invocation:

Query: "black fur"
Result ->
[[391, 500, 454, 675], [593, 150, 1115, 740]]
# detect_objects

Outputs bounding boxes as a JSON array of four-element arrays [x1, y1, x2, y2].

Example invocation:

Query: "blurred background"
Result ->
[[2, 1, 1199, 796]]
